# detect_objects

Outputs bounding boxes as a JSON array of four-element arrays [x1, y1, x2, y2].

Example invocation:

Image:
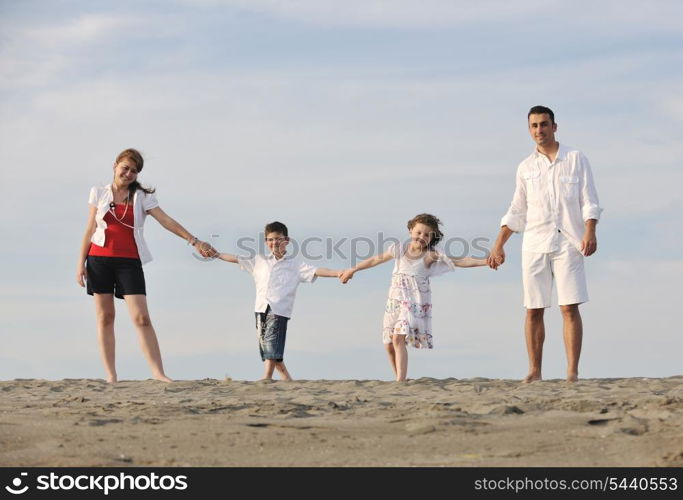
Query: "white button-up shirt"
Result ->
[[88, 184, 159, 265], [500, 144, 603, 253], [238, 253, 318, 318]]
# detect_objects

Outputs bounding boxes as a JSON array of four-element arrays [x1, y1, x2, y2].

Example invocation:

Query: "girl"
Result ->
[[340, 214, 488, 381], [76, 148, 213, 383]]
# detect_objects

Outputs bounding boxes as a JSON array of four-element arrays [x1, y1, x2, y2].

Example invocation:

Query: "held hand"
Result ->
[[340, 269, 355, 284], [195, 241, 218, 259], [487, 246, 505, 270], [581, 232, 597, 256], [76, 268, 87, 287]]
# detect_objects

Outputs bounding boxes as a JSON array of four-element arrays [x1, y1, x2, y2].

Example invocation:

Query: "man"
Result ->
[[488, 106, 602, 383]]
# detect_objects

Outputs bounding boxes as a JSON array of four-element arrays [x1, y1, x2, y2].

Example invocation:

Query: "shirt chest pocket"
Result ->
[[274, 267, 298, 288], [560, 175, 580, 199], [523, 171, 541, 201]]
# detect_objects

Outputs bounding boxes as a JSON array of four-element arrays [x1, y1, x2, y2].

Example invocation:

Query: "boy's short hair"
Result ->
[[264, 221, 288, 238], [528, 105, 555, 124]]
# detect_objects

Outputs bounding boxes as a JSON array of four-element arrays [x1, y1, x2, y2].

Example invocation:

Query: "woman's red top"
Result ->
[[88, 203, 140, 259]]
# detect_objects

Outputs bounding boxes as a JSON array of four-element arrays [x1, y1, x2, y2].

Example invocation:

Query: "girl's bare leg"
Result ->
[[391, 334, 408, 382], [384, 342, 398, 379], [123, 294, 172, 382], [94, 293, 117, 383]]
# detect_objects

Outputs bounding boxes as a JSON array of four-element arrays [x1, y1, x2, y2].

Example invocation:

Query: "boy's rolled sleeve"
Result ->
[[237, 256, 256, 274], [298, 262, 318, 283]]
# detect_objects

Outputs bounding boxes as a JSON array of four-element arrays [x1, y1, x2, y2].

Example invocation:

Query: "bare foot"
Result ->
[[153, 374, 173, 383], [106, 376, 117, 384], [566, 373, 579, 383], [522, 373, 542, 383]]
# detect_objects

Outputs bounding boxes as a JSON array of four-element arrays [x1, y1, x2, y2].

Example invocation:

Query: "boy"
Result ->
[[217, 221, 342, 380]]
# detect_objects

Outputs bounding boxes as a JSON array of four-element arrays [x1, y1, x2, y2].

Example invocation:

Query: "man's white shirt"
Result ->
[[501, 143, 602, 253]]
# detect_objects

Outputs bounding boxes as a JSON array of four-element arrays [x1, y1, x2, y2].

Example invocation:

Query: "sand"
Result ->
[[1, 377, 682, 467]]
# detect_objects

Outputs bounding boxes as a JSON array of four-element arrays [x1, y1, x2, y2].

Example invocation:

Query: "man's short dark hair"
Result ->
[[264, 221, 288, 238], [528, 105, 555, 124]]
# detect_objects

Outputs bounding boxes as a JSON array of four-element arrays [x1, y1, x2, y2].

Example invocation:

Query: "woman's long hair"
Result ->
[[115, 148, 156, 199]]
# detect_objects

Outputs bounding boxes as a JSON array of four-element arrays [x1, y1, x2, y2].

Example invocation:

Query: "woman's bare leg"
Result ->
[[94, 293, 117, 383], [123, 294, 172, 382]]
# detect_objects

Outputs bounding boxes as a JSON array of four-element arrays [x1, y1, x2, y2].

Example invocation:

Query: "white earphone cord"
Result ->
[[109, 201, 136, 230]]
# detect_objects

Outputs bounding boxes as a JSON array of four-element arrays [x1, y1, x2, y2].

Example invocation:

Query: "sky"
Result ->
[[1, 0, 682, 381]]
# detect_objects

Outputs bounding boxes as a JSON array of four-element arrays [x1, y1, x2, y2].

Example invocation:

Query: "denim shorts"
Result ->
[[255, 305, 289, 362]]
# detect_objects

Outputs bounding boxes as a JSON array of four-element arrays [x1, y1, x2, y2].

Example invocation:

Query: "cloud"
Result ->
[[181, 0, 683, 31], [23, 14, 139, 45], [0, 13, 142, 89], [1, 1, 682, 381]]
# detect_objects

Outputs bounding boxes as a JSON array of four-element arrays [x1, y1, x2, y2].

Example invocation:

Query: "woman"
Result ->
[[76, 148, 212, 383]]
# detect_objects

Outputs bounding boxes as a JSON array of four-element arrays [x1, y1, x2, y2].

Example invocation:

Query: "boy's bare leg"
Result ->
[[384, 343, 398, 379], [391, 334, 408, 382], [523, 308, 545, 383], [560, 304, 583, 383], [275, 361, 292, 381], [261, 360, 276, 380]]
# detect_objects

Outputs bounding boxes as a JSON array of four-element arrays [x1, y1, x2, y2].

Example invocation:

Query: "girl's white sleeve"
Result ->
[[428, 245, 457, 277], [387, 241, 402, 259]]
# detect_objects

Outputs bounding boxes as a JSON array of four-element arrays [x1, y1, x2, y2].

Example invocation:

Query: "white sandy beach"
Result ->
[[1, 377, 682, 467]]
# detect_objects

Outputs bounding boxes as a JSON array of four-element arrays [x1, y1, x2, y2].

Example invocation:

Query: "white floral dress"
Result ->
[[382, 242, 455, 348]]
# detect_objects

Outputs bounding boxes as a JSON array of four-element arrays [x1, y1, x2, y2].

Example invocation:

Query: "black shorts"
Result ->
[[86, 256, 146, 300]]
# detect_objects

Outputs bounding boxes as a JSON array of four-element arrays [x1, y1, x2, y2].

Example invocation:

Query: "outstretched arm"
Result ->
[[449, 256, 488, 268], [315, 268, 343, 278], [147, 206, 215, 257], [340, 250, 393, 283], [217, 253, 239, 264]]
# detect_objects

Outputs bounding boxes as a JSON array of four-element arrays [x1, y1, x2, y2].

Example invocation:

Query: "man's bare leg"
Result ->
[[524, 308, 545, 382], [560, 304, 583, 382]]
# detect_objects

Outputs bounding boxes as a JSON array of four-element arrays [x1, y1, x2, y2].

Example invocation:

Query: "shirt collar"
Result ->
[[533, 142, 566, 163], [265, 251, 291, 261]]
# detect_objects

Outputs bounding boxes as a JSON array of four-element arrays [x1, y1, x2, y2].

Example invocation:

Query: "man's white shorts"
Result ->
[[522, 237, 588, 309]]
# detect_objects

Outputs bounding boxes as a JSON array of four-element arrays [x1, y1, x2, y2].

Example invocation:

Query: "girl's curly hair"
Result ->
[[407, 213, 444, 248]]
